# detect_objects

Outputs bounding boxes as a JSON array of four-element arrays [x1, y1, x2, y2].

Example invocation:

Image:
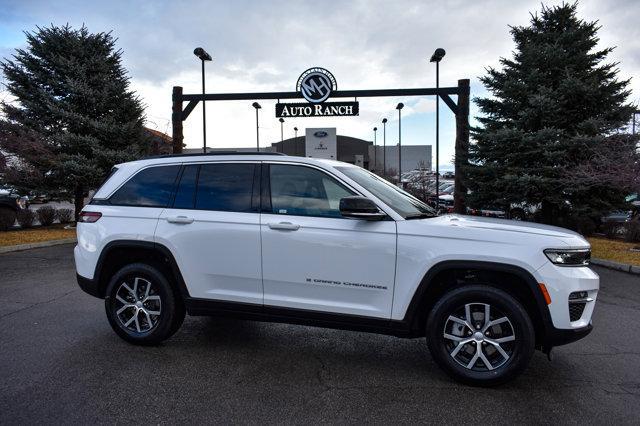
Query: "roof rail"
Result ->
[[146, 151, 287, 160]]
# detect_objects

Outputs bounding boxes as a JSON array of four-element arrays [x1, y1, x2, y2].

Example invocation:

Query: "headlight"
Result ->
[[544, 248, 591, 266]]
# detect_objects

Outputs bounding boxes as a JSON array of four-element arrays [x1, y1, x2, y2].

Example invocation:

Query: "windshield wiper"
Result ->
[[405, 212, 436, 220]]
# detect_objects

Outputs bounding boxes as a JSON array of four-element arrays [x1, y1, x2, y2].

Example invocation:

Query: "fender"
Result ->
[[402, 260, 554, 338], [92, 240, 191, 299]]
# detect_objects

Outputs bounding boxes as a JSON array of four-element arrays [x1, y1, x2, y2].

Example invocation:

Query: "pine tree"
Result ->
[[467, 2, 635, 226], [0, 25, 149, 218]]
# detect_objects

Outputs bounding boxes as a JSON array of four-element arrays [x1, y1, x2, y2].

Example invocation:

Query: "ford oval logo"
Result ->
[[296, 68, 337, 104], [314, 131, 328, 138]]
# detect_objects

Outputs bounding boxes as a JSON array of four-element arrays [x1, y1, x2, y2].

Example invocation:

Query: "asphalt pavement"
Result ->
[[1, 244, 639, 424]]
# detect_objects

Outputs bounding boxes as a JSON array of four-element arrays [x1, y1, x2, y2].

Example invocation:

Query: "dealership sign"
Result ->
[[275, 67, 359, 117], [276, 101, 359, 118]]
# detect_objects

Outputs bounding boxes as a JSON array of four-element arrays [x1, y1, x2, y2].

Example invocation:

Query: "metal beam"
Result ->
[[181, 100, 199, 121], [440, 94, 458, 115], [179, 86, 462, 102]]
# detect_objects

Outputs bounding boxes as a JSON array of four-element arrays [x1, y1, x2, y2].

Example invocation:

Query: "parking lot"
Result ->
[[1, 244, 639, 424]]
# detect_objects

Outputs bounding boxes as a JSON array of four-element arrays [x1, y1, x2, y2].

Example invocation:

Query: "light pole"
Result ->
[[382, 118, 387, 176], [396, 103, 404, 186], [294, 126, 298, 156], [373, 127, 378, 171], [193, 47, 212, 154], [252, 102, 261, 151], [430, 48, 446, 205], [279, 117, 284, 152]]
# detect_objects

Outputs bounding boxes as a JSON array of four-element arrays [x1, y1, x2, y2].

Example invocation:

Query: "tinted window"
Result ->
[[269, 165, 354, 218], [173, 165, 198, 209], [195, 163, 256, 212], [110, 165, 180, 207]]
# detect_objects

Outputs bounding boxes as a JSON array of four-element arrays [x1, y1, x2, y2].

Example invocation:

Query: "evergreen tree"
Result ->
[[0, 25, 148, 218], [468, 2, 635, 226]]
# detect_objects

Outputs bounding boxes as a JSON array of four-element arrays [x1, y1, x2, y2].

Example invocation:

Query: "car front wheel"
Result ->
[[105, 263, 185, 345], [426, 285, 535, 386]]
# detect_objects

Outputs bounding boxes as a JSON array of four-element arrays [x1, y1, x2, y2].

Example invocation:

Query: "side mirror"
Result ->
[[339, 196, 386, 220]]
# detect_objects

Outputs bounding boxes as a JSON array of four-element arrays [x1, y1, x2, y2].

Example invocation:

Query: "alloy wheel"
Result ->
[[443, 302, 516, 371], [114, 277, 162, 333]]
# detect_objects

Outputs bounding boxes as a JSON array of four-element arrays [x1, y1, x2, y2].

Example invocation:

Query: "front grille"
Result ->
[[569, 302, 586, 321]]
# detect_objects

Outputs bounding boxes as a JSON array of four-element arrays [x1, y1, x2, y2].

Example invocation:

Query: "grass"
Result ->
[[0, 225, 76, 247], [588, 237, 640, 267]]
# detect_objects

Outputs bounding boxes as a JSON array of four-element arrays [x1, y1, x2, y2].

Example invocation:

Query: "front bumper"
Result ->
[[544, 323, 593, 347]]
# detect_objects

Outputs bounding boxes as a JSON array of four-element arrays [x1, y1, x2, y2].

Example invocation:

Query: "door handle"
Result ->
[[268, 222, 300, 231], [166, 215, 194, 224]]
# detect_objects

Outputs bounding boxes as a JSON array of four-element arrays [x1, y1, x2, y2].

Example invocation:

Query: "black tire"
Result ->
[[104, 263, 185, 345], [426, 285, 535, 386]]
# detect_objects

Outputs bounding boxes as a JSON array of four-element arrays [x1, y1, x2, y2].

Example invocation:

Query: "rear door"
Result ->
[[155, 161, 263, 304], [260, 163, 397, 318]]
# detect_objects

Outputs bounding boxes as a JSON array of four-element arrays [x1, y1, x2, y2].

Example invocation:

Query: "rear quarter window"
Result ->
[[109, 165, 180, 207]]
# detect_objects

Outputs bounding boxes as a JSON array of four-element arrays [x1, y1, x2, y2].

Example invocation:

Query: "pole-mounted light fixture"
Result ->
[[279, 117, 285, 146], [430, 47, 446, 211], [193, 47, 213, 153], [373, 127, 378, 172], [396, 103, 404, 186], [252, 102, 262, 151], [382, 118, 387, 176]]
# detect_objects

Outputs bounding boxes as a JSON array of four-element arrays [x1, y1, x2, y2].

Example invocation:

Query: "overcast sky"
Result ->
[[1, 0, 638, 169]]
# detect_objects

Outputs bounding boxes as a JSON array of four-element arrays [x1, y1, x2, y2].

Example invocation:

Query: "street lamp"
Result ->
[[252, 102, 261, 151], [279, 118, 285, 153], [382, 118, 387, 176], [396, 103, 404, 185], [430, 47, 446, 205], [193, 47, 212, 154], [373, 127, 378, 172], [294, 126, 298, 156]]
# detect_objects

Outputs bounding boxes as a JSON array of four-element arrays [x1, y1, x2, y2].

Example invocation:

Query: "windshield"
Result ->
[[336, 166, 436, 219]]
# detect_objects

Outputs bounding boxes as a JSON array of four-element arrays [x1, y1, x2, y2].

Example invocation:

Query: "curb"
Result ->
[[0, 238, 76, 254], [591, 258, 640, 275]]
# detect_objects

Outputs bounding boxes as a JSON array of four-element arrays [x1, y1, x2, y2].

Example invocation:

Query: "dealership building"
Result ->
[[184, 128, 432, 172]]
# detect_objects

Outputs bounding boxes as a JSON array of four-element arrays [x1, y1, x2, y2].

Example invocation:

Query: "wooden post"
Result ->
[[172, 86, 184, 154], [453, 79, 470, 214]]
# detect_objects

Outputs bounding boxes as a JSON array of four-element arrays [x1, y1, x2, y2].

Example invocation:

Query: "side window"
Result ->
[[195, 163, 256, 212], [109, 165, 180, 207], [173, 165, 198, 209], [269, 164, 355, 218]]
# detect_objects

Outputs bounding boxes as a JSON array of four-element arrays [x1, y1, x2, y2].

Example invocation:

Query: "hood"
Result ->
[[445, 214, 582, 238], [405, 214, 590, 248]]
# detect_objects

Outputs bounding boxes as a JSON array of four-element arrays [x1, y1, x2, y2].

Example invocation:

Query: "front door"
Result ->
[[260, 163, 396, 319]]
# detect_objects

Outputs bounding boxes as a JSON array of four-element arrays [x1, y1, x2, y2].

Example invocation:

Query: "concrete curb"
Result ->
[[0, 238, 76, 254], [591, 258, 640, 275]]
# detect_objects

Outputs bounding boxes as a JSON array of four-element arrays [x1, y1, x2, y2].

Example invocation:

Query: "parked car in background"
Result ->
[[442, 171, 455, 179], [601, 210, 632, 224], [0, 187, 29, 225]]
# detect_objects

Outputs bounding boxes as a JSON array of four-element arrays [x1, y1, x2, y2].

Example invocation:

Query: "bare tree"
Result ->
[[564, 134, 640, 196]]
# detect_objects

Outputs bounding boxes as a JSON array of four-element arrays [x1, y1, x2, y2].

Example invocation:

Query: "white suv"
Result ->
[[75, 153, 598, 385]]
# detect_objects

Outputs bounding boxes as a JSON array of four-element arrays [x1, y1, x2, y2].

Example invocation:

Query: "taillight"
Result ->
[[78, 211, 102, 223]]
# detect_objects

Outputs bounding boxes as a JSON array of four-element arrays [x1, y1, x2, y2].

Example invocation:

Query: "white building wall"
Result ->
[[368, 145, 432, 172]]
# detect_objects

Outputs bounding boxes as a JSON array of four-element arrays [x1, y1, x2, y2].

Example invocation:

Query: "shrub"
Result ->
[[624, 220, 640, 243], [17, 209, 36, 228], [56, 208, 74, 224], [36, 206, 57, 226], [0, 209, 16, 231], [601, 221, 621, 239], [574, 217, 596, 237]]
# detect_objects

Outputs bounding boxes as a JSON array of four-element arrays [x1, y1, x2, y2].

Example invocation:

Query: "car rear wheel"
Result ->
[[426, 285, 535, 386], [105, 263, 185, 345]]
